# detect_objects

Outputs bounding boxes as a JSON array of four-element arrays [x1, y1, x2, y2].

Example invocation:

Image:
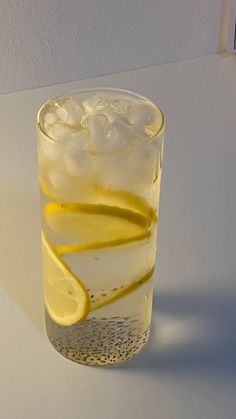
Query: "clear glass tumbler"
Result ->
[[36, 88, 164, 366]]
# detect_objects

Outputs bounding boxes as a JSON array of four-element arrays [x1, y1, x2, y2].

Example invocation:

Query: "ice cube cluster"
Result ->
[[37, 91, 163, 199], [39, 93, 162, 152]]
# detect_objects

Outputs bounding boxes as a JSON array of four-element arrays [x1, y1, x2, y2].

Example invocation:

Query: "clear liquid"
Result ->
[[37, 89, 164, 366], [45, 280, 153, 366], [43, 194, 156, 365]]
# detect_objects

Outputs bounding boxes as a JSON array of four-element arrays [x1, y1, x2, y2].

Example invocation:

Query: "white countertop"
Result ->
[[0, 54, 235, 419]]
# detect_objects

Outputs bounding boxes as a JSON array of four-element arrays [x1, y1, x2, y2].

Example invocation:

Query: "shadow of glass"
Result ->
[[2, 184, 236, 379], [0, 186, 45, 336], [117, 285, 236, 379]]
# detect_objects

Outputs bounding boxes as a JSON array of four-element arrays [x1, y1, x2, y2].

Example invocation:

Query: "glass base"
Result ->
[[45, 311, 150, 366]]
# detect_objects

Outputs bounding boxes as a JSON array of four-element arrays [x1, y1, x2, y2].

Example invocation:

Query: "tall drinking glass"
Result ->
[[36, 88, 164, 366]]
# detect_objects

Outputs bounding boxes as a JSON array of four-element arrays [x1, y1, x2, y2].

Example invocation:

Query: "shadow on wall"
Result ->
[[117, 284, 236, 379]]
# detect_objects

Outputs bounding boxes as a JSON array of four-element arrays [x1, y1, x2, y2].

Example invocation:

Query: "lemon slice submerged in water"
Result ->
[[42, 233, 90, 326], [90, 266, 154, 311], [44, 201, 151, 253], [42, 190, 156, 326]]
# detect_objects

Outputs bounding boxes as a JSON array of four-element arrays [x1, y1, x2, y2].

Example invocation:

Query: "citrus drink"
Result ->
[[37, 88, 164, 366]]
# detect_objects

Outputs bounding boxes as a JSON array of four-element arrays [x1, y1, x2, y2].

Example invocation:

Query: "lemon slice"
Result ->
[[44, 202, 152, 252], [95, 187, 157, 219], [90, 266, 154, 311], [42, 233, 90, 326], [42, 192, 157, 322], [39, 176, 157, 220], [55, 232, 149, 254]]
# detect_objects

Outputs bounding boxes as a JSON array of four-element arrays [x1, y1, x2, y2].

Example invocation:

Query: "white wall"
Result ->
[[0, 0, 223, 94]]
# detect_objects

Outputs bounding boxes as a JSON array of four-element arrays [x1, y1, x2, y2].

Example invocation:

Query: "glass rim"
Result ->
[[36, 87, 165, 155]]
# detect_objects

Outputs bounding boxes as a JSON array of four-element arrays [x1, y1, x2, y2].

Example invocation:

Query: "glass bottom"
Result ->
[[45, 310, 150, 366]]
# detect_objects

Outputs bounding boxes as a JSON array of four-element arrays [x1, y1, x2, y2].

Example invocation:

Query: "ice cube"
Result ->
[[82, 95, 107, 114], [43, 112, 59, 130], [55, 97, 83, 126], [64, 148, 86, 177], [40, 142, 63, 161], [64, 131, 91, 176], [70, 129, 91, 145], [47, 123, 75, 141], [100, 140, 158, 192], [55, 106, 67, 121], [82, 94, 119, 124], [39, 137, 64, 161], [105, 119, 136, 150], [109, 97, 132, 115], [82, 114, 109, 143], [39, 123, 73, 161], [48, 168, 72, 193], [129, 103, 157, 127], [65, 146, 100, 180]]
